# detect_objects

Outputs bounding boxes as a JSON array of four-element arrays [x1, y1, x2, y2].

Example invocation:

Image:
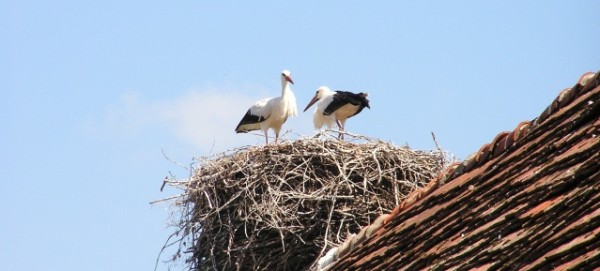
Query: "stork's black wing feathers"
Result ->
[[235, 109, 269, 132], [323, 91, 370, 116]]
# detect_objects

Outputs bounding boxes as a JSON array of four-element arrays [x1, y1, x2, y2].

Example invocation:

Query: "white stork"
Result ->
[[304, 86, 370, 139], [235, 70, 298, 144]]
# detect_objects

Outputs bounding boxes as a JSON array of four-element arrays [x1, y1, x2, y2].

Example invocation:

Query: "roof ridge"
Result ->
[[315, 70, 599, 271]]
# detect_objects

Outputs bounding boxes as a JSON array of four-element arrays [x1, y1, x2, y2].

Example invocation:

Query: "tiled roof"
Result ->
[[318, 71, 600, 271]]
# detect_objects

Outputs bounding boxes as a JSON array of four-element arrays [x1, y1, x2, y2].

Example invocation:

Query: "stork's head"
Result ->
[[281, 70, 294, 85], [303, 86, 331, 112]]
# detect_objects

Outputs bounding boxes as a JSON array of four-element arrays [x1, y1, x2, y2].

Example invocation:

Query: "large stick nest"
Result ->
[[161, 134, 449, 271]]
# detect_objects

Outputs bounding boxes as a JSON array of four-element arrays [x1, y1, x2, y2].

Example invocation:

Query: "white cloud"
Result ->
[[85, 85, 313, 154], [87, 84, 316, 153], [156, 87, 263, 150]]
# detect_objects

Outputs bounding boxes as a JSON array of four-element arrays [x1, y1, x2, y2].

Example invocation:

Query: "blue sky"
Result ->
[[1, 1, 598, 270]]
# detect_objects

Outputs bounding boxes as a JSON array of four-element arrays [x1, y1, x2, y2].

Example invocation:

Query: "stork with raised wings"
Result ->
[[235, 70, 298, 144], [304, 86, 370, 139]]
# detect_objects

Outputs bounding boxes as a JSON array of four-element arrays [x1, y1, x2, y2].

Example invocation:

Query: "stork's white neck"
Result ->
[[281, 80, 292, 97]]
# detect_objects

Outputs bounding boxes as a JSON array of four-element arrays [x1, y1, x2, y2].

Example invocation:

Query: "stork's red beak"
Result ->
[[303, 95, 319, 112], [286, 75, 294, 85]]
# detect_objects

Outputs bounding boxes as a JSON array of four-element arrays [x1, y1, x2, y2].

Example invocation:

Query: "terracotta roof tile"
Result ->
[[317, 71, 600, 271]]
